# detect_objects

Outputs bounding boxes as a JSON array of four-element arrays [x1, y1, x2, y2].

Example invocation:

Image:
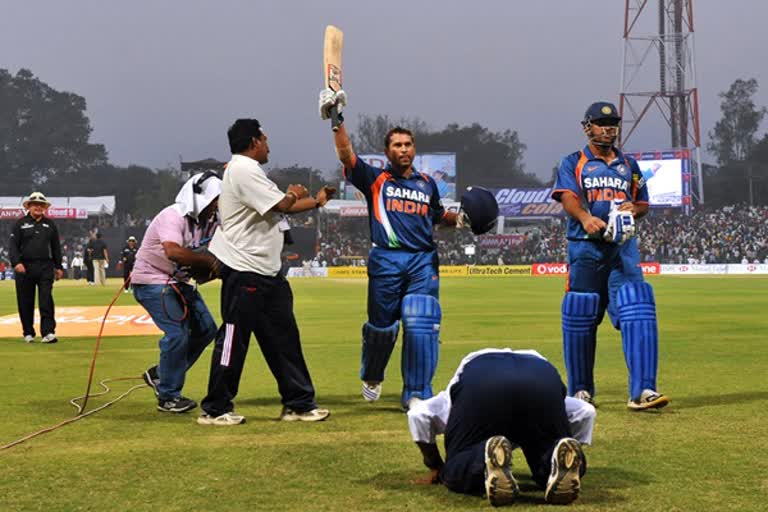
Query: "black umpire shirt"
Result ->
[[9, 214, 63, 269]]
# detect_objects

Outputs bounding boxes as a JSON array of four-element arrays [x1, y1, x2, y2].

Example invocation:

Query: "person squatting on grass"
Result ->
[[407, 348, 595, 506], [198, 119, 335, 426], [131, 173, 222, 414]]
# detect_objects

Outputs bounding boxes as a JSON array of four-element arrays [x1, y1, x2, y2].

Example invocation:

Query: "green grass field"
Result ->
[[1, 276, 767, 511]]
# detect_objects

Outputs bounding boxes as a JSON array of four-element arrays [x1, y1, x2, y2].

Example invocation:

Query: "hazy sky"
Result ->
[[2, 1, 767, 180]]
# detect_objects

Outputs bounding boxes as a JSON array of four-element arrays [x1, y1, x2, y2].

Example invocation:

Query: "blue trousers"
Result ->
[[366, 247, 439, 327], [133, 283, 217, 400], [439, 353, 572, 493], [567, 239, 644, 327]]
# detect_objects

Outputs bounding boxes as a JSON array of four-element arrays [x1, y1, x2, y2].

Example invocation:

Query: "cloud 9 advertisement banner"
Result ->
[[492, 188, 564, 218], [341, 153, 456, 200]]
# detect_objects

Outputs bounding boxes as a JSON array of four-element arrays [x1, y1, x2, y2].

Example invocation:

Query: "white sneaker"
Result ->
[[41, 333, 58, 344], [197, 412, 246, 426], [484, 435, 519, 507], [627, 389, 669, 411], [574, 390, 595, 406], [280, 407, 330, 422], [544, 438, 584, 505], [362, 381, 382, 402], [23, 335, 34, 343]]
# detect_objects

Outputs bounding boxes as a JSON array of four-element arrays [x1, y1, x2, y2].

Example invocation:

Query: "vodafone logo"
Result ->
[[639, 263, 660, 274], [532, 263, 569, 275]]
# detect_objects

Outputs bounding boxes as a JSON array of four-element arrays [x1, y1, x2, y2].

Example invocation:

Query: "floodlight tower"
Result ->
[[619, 0, 703, 208]]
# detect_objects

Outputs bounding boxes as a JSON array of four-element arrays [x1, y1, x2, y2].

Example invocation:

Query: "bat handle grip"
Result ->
[[330, 105, 342, 132]]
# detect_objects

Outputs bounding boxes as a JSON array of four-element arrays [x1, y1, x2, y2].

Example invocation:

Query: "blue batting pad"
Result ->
[[360, 321, 399, 383], [401, 294, 441, 405], [562, 292, 600, 397], [617, 282, 659, 401]]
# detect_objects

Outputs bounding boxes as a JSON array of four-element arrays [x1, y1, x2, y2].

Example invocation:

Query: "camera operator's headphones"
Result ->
[[192, 170, 220, 194]]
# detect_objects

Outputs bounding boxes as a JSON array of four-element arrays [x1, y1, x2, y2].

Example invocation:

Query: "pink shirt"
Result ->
[[130, 205, 203, 285]]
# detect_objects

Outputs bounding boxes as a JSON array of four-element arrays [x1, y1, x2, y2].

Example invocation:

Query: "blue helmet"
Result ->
[[460, 187, 499, 235]]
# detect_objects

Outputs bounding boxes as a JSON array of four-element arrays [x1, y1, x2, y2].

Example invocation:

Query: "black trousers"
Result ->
[[85, 260, 94, 283], [15, 260, 56, 337], [201, 265, 317, 417], [123, 263, 134, 290], [440, 353, 572, 494]]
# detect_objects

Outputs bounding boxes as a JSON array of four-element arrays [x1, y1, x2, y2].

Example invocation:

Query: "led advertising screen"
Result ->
[[625, 150, 690, 208]]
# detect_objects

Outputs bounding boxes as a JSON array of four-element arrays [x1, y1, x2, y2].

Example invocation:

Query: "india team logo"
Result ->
[[617, 164, 628, 176]]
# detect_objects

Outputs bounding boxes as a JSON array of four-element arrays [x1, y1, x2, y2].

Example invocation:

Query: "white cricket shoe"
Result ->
[[484, 435, 519, 507], [280, 407, 330, 422], [23, 335, 35, 343], [41, 333, 58, 344], [362, 381, 382, 402], [545, 438, 584, 505], [573, 390, 595, 406], [197, 412, 246, 426], [627, 389, 669, 411]]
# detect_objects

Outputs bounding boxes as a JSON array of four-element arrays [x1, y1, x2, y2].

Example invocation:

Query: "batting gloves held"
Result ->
[[319, 88, 347, 120]]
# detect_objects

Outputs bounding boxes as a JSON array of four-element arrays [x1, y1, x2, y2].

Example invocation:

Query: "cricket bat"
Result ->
[[323, 25, 344, 131]]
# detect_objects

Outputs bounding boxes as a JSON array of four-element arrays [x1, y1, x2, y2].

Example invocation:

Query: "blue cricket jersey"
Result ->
[[344, 155, 445, 251], [551, 145, 649, 241]]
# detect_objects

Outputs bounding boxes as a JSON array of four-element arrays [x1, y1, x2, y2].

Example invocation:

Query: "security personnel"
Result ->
[[121, 236, 139, 292], [9, 192, 64, 343]]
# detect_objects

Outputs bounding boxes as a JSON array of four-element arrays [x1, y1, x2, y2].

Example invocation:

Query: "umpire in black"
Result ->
[[121, 236, 138, 292], [9, 192, 64, 344]]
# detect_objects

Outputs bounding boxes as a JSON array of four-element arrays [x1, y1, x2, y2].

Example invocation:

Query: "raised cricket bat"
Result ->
[[323, 25, 344, 131]]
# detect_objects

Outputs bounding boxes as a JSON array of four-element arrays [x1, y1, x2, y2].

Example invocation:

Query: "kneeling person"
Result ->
[[407, 348, 595, 506], [131, 173, 222, 413]]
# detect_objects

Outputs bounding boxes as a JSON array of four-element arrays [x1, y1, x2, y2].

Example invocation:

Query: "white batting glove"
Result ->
[[603, 201, 636, 244], [318, 88, 348, 120]]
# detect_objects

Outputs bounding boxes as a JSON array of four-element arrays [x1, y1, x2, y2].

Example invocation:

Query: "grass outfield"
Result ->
[[1, 276, 767, 511]]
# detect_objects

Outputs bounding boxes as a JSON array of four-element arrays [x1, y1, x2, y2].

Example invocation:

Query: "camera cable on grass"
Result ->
[[1, 277, 150, 452]]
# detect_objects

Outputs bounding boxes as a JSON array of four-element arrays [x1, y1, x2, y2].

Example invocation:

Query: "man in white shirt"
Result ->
[[198, 118, 335, 426], [407, 348, 595, 506]]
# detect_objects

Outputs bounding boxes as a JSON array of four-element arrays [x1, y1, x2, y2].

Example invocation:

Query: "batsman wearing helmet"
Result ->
[[319, 88, 498, 411], [551, 101, 669, 411]]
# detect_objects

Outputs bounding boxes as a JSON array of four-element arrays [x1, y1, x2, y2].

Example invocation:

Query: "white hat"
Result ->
[[175, 172, 222, 222], [23, 191, 51, 208]]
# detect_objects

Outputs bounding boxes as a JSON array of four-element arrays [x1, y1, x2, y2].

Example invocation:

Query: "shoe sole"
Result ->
[[485, 436, 519, 507], [197, 416, 246, 426], [627, 395, 670, 411], [280, 411, 331, 422], [545, 438, 583, 505], [41, 338, 58, 344]]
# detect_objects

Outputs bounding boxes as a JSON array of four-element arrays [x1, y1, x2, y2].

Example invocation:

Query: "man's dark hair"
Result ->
[[96, 233, 103, 239], [385, 126, 415, 149], [228, 119, 263, 154]]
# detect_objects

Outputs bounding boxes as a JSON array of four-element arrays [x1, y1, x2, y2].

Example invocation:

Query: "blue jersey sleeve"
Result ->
[[428, 177, 445, 225], [551, 153, 582, 202], [628, 158, 650, 204], [343, 156, 381, 197]]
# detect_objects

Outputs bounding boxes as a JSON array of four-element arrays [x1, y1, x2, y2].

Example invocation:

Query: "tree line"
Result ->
[[1, 67, 765, 215]]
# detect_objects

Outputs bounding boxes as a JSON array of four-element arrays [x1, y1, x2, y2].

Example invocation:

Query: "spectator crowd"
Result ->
[[2, 204, 767, 277]]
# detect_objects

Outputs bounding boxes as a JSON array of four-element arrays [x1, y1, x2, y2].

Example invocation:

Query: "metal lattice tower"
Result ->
[[619, 0, 704, 206]]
